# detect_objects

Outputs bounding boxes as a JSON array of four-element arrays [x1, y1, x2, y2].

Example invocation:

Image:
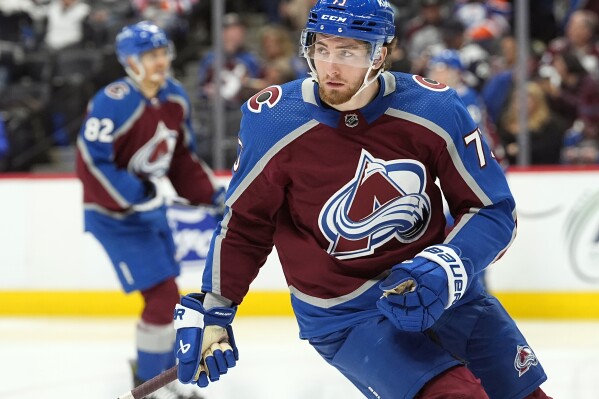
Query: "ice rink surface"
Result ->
[[1, 317, 598, 399]]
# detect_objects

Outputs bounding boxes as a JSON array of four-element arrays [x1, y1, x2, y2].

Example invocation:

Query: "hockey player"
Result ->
[[75, 21, 222, 399], [173, 1, 552, 398]]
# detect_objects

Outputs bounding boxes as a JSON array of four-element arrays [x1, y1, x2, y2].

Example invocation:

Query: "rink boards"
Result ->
[[1, 167, 599, 318]]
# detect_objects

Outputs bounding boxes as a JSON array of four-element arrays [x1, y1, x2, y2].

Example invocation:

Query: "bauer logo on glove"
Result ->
[[173, 293, 239, 388], [376, 245, 471, 332]]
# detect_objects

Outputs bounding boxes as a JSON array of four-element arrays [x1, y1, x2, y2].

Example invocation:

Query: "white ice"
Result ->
[[1, 317, 598, 399]]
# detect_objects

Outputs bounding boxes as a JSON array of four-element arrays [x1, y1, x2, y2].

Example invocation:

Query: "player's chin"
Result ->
[[321, 89, 352, 105], [148, 73, 167, 84]]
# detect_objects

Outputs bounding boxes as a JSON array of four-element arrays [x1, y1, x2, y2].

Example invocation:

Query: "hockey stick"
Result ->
[[117, 365, 177, 399]]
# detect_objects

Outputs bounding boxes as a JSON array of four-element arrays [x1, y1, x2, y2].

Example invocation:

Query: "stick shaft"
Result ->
[[117, 365, 178, 399]]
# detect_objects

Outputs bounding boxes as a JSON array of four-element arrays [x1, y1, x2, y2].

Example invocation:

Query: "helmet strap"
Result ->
[[304, 54, 384, 103], [352, 62, 382, 99], [125, 57, 146, 84]]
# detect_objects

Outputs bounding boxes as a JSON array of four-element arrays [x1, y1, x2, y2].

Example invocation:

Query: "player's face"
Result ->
[[311, 35, 374, 105], [139, 47, 171, 85], [428, 65, 460, 88]]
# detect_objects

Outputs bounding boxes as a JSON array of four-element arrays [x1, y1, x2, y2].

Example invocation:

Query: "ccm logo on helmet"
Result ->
[[322, 15, 347, 22]]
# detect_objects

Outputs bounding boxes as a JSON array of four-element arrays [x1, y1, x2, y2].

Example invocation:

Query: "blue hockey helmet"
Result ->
[[300, 0, 396, 64], [115, 21, 171, 67], [428, 49, 464, 71]]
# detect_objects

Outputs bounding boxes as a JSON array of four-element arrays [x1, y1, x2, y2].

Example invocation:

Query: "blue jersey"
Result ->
[[76, 77, 217, 292], [76, 77, 216, 221], [203, 72, 516, 339]]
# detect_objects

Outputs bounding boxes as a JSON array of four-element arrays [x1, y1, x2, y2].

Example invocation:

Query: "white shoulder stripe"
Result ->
[[301, 78, 318, 106], [384, 108, 492, 206], [225, 119, 319, 206], [381, 71, 396, 96]]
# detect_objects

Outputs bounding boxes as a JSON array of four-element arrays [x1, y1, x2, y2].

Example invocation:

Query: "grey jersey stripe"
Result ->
[[225, 119, 319, 206], [385, 108, 492, 206], [213, 119, 319, 296], [289, 270, 388, 309], [77, 137, 131, 208], [112, 102, 145, 142]]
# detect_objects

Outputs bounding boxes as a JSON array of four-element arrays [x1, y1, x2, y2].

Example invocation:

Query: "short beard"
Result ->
[[319, 80, 361, 105]]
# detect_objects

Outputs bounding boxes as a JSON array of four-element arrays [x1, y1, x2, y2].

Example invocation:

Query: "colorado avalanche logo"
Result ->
[[319, 149, 431, 259], [514, 345, 539, 377], [413, 75, 449, 92], [128, 121, 177, 177], [104, 82, 130, 100]]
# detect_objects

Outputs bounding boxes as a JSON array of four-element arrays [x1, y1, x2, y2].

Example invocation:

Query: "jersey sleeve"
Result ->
[[76, 91, 148, 208], [434, 90, 516, 275], [166, 84, 217, 204], [201, 100, 290, 304]]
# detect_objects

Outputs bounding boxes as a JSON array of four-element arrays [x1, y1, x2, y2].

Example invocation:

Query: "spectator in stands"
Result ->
[[556, 50, 599, 165], [403, 0, 446, 75], [541, 51, 599, 131], [259, 24, 308, 80], [561, 117, 599, 164], [490, 33, 517, 74], [244, 24, 308, 93], [279, 0, 317, 34], [0, 0, 46, 89], [529, 0, 559, 44], [438, 17, 492, 91], [452, 0, 512, 47], [259, 0, 285, 24], [497, 81, 568, 165], [197, 12, 261, 104], [482, 36, 544, 126], [539, 9, 599, 78], [42, 0, 90, 51], [83, 0, 136, 48], [130, 0, 198, 45], [582, 0, 599, 19], [196, 12, 261, 167]]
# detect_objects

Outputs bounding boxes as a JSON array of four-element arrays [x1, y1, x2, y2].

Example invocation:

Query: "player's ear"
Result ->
[[373, 47, 388, 69]]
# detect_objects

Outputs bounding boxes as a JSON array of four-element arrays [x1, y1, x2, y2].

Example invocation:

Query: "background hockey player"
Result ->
[[76, 20, 222, 399], [172, 1, 552, 397]]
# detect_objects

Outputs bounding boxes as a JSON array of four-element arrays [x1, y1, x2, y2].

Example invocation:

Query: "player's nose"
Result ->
[[323, 61, 341, 75]]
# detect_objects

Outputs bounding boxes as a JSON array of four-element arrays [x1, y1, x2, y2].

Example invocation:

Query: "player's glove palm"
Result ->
[[174, 293, 238, 387], [376, 245, 470, 332]]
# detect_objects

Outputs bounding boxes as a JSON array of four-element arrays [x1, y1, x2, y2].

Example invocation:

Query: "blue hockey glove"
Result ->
[[376, 245, 470, 332], [173, 293, 238, 387]]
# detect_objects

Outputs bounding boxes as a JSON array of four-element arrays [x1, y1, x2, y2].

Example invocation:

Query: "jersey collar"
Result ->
[[301, 72, 396, 128]]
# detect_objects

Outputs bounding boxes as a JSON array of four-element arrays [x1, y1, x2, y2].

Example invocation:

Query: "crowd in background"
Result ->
[[1, 0, 599, 171]]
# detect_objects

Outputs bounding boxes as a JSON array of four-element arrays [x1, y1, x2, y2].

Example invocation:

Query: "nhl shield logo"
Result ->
[[345, 113, 359, 128]]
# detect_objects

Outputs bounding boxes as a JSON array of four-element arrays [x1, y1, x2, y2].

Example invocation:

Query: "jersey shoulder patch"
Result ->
[[412, 75, 450, 92], [389, 73, 475, 136], [103, 81, 130, 100], [88, 80, 141, 126], [246, 85, 283, 113]]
